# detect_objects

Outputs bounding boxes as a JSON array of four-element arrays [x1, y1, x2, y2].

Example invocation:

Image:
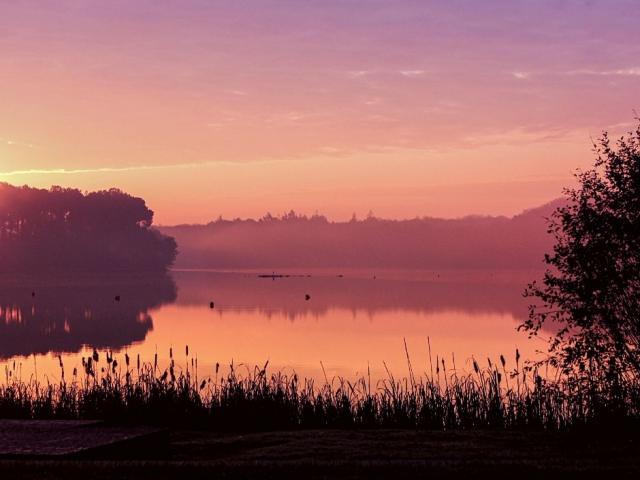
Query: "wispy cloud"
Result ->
[[399, 70, 425, 77], [348, 69, 426, 79], [363, 98, 381, 106], [566, 67, 640, 76], [0, 165, 180, 177], [347, 70, 371, 79], [0, 160, 290, 177], [511, 71, 530, 80], [0, 137, 38, 148]]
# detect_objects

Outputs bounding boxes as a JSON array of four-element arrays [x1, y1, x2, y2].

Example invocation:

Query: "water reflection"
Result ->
[[174, 270, 531, 322], [0, 270, 543, 380], [149, 270, 541, 379], [0, 273, 177, 358]]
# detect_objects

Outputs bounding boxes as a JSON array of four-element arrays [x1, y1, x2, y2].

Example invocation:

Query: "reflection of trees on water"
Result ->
[[173, 271, 534, 322], [0, 274, 177, 358]]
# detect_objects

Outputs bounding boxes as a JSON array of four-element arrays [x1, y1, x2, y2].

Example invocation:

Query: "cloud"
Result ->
[[0, 159, 292, 177], [566, 67, 640, 76], [399, 70, 425, 77], [347, 70, 371, 79], [511, 71, 530, 80], [0, 166, 178, 177], [347, 69, 426, 80], [0, 137, 38, 148]]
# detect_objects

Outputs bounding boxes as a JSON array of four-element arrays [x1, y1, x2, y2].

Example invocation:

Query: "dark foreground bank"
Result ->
[[1, 426, 639, 479]]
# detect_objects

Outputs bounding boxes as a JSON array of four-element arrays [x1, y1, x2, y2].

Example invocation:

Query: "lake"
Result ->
[[0, 269, 547, 383]]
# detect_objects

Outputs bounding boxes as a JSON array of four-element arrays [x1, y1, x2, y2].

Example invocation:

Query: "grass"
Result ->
[[1, 344, 639, 432]]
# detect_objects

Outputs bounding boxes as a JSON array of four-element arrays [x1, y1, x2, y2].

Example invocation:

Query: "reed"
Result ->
[[1, 348, 638, 432]]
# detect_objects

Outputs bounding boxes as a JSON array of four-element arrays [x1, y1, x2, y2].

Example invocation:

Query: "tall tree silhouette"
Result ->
[[524, 122, 640, 382], [0, 184, 177, 272]]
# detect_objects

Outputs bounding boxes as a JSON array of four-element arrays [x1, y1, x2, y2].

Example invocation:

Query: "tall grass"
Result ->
[[1, 346, 639, 431]]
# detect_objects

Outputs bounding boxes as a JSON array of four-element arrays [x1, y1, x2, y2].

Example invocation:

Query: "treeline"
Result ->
[[160, 201, 561, 269], [0, 183, 177, 272]]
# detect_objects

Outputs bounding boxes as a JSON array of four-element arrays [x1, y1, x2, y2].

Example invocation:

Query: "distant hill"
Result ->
[[160, 199, 564, 270]]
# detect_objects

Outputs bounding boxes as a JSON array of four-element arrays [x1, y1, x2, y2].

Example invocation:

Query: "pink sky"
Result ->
[[1, 0, 639, 224]]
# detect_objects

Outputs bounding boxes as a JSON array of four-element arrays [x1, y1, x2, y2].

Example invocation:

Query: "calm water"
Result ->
[[0, 269, 546, 382]]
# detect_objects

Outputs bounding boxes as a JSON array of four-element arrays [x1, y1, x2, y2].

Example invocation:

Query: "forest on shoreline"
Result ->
[[160, 200, 561, 270], [0, 183, 177, 272]]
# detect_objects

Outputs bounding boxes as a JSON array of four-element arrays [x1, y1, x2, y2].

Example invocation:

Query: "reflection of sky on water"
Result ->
[[0, 270, 545, 381]]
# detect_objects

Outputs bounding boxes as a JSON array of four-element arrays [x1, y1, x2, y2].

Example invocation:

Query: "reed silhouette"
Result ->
[[1, 348, 637, 431]]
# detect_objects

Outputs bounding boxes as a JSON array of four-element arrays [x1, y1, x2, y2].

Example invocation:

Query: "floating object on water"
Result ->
[[305, 294, 311, 301], [258, 273, 290, 279], [209, 301, 215, 309], [115, 295, 121, 302]]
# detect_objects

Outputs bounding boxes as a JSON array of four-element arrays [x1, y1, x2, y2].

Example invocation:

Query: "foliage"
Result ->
[[0, 184, 177, 272], [524, 123, 640, 389]]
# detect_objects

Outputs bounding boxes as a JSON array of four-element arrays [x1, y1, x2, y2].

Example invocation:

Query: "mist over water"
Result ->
[[160, 200, 560, 270]]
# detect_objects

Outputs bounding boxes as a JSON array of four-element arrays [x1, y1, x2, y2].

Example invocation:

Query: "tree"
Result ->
[[524, 123, 640, 384], [0, 183, 177, 272]]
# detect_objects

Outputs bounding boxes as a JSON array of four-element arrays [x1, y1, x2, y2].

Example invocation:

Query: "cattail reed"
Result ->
[[0, 348, 638, 432]]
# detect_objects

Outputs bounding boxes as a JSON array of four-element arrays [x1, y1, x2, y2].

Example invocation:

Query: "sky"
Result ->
[[0, 0, 639, 225]]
